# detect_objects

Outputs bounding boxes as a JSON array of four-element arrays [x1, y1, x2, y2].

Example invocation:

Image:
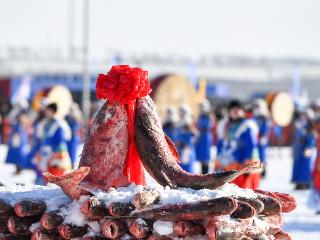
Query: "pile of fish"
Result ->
[[0, 95, 297, 239], [0, 183, 296, 240]]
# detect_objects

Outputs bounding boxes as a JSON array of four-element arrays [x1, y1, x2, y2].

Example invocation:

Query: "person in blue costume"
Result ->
[[216, 100, 260, 189], [25, 111, 45, 170], [5, 111, 30, 174], [162, 106, 179, 142], [33, 103, 72, 185], [175, 105, 198, 173], [65, 103, 82, 167], [253, 99, 271, 177], [292, 109, 317, 190], [195, 99, 213, 174]]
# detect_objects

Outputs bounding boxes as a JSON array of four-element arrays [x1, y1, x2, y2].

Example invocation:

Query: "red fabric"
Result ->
[[48, 167, 65, 176], [232, 173, 261, 190], [313, 155, 320, 191], [313, 124, 320, 191], [123, 102, 146, 185], [96, 65, 151, 104]]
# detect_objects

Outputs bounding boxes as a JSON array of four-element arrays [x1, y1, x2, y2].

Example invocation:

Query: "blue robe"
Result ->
[[34, 118, 72, 184], [254, 116, 271, 163], [5, 123, 28, 167], [163, 122, 177, 142], [292, 122, 316, 184], [176, 127, 196, 173], [66, 115, 81, 165], [25, 119, 45, 170], [195, 114, 213, 162], [217, 118, 259, 169]]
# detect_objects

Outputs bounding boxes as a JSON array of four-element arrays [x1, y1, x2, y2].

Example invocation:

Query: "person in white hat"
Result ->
[[162, 106, 179, 141], [175, 105, 198, 173]]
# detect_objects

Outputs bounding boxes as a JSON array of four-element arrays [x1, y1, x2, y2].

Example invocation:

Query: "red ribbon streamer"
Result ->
[[123, 102, 146, 185]]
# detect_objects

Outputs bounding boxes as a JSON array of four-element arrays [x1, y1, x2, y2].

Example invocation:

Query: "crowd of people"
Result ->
[[1, 100, 83, 184], [1, 96, 320, 213], [162, 99, 269, 190], [162, 98, 320, 213]]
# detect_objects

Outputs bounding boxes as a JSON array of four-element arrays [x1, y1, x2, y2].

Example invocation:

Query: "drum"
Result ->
[[266, 92, 294, 127], [150, 75, 199, 120], [32, 85, 73, 119]]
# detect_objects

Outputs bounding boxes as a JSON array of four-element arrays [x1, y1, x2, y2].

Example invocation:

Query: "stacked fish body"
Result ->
[[0, 184, 296, 240]]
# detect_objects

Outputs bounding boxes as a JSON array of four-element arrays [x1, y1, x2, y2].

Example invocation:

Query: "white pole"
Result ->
[[67, 0, 75, 60], [82, 0, 90, 132]]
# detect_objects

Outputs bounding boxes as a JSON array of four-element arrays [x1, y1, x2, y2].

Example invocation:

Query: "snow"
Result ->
[[94, 184, 144, 207], [153, 184, 256, 206], [174, 235, 209, 240], [61, 196, 89, 226], [260, 147, 320, 239], [121, 234, 135, 240], [135, 218, 147, 225], [29, 222, 40, 232], [94, 180, 257, 208], [153, 220, 174, 236], [87, 221, 101, 234], [0, 183, 70, 208], [0, 164, 36, 185], [253, 217, 270, 233], [0, 146, 320, 238]]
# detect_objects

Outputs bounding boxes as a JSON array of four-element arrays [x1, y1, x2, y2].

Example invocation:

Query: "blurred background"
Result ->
[[0, 0, 320, 238]]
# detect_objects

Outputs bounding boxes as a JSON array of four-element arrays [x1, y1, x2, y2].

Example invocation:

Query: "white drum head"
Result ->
[[153, 75, 198, 120], [47, 85, 73, 119], [271, 92, 294, 127]]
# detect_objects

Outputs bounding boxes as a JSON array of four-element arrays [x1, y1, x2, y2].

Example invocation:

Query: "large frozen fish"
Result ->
[[135, 96, 261, 189], [45, 101, 129, 199]]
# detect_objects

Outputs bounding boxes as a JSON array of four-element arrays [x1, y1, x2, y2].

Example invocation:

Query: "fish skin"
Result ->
[[135, 96, 261, 190], [130, 197, 237, 221], [45, 100, 129, 199], [79, 100, 129, 190], [254, 190, 297, 213]]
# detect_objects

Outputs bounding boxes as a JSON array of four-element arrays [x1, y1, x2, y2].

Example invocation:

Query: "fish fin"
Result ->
[[238, 160, 263, 175], [160, 169, 178, 188], [43, 166, 91, 200], [165, 134, 180, 163]]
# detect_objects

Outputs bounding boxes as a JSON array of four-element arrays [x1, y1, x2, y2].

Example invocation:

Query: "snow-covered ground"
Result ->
[[260, 148, 320, 239], [0, 145, 319, 239]]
